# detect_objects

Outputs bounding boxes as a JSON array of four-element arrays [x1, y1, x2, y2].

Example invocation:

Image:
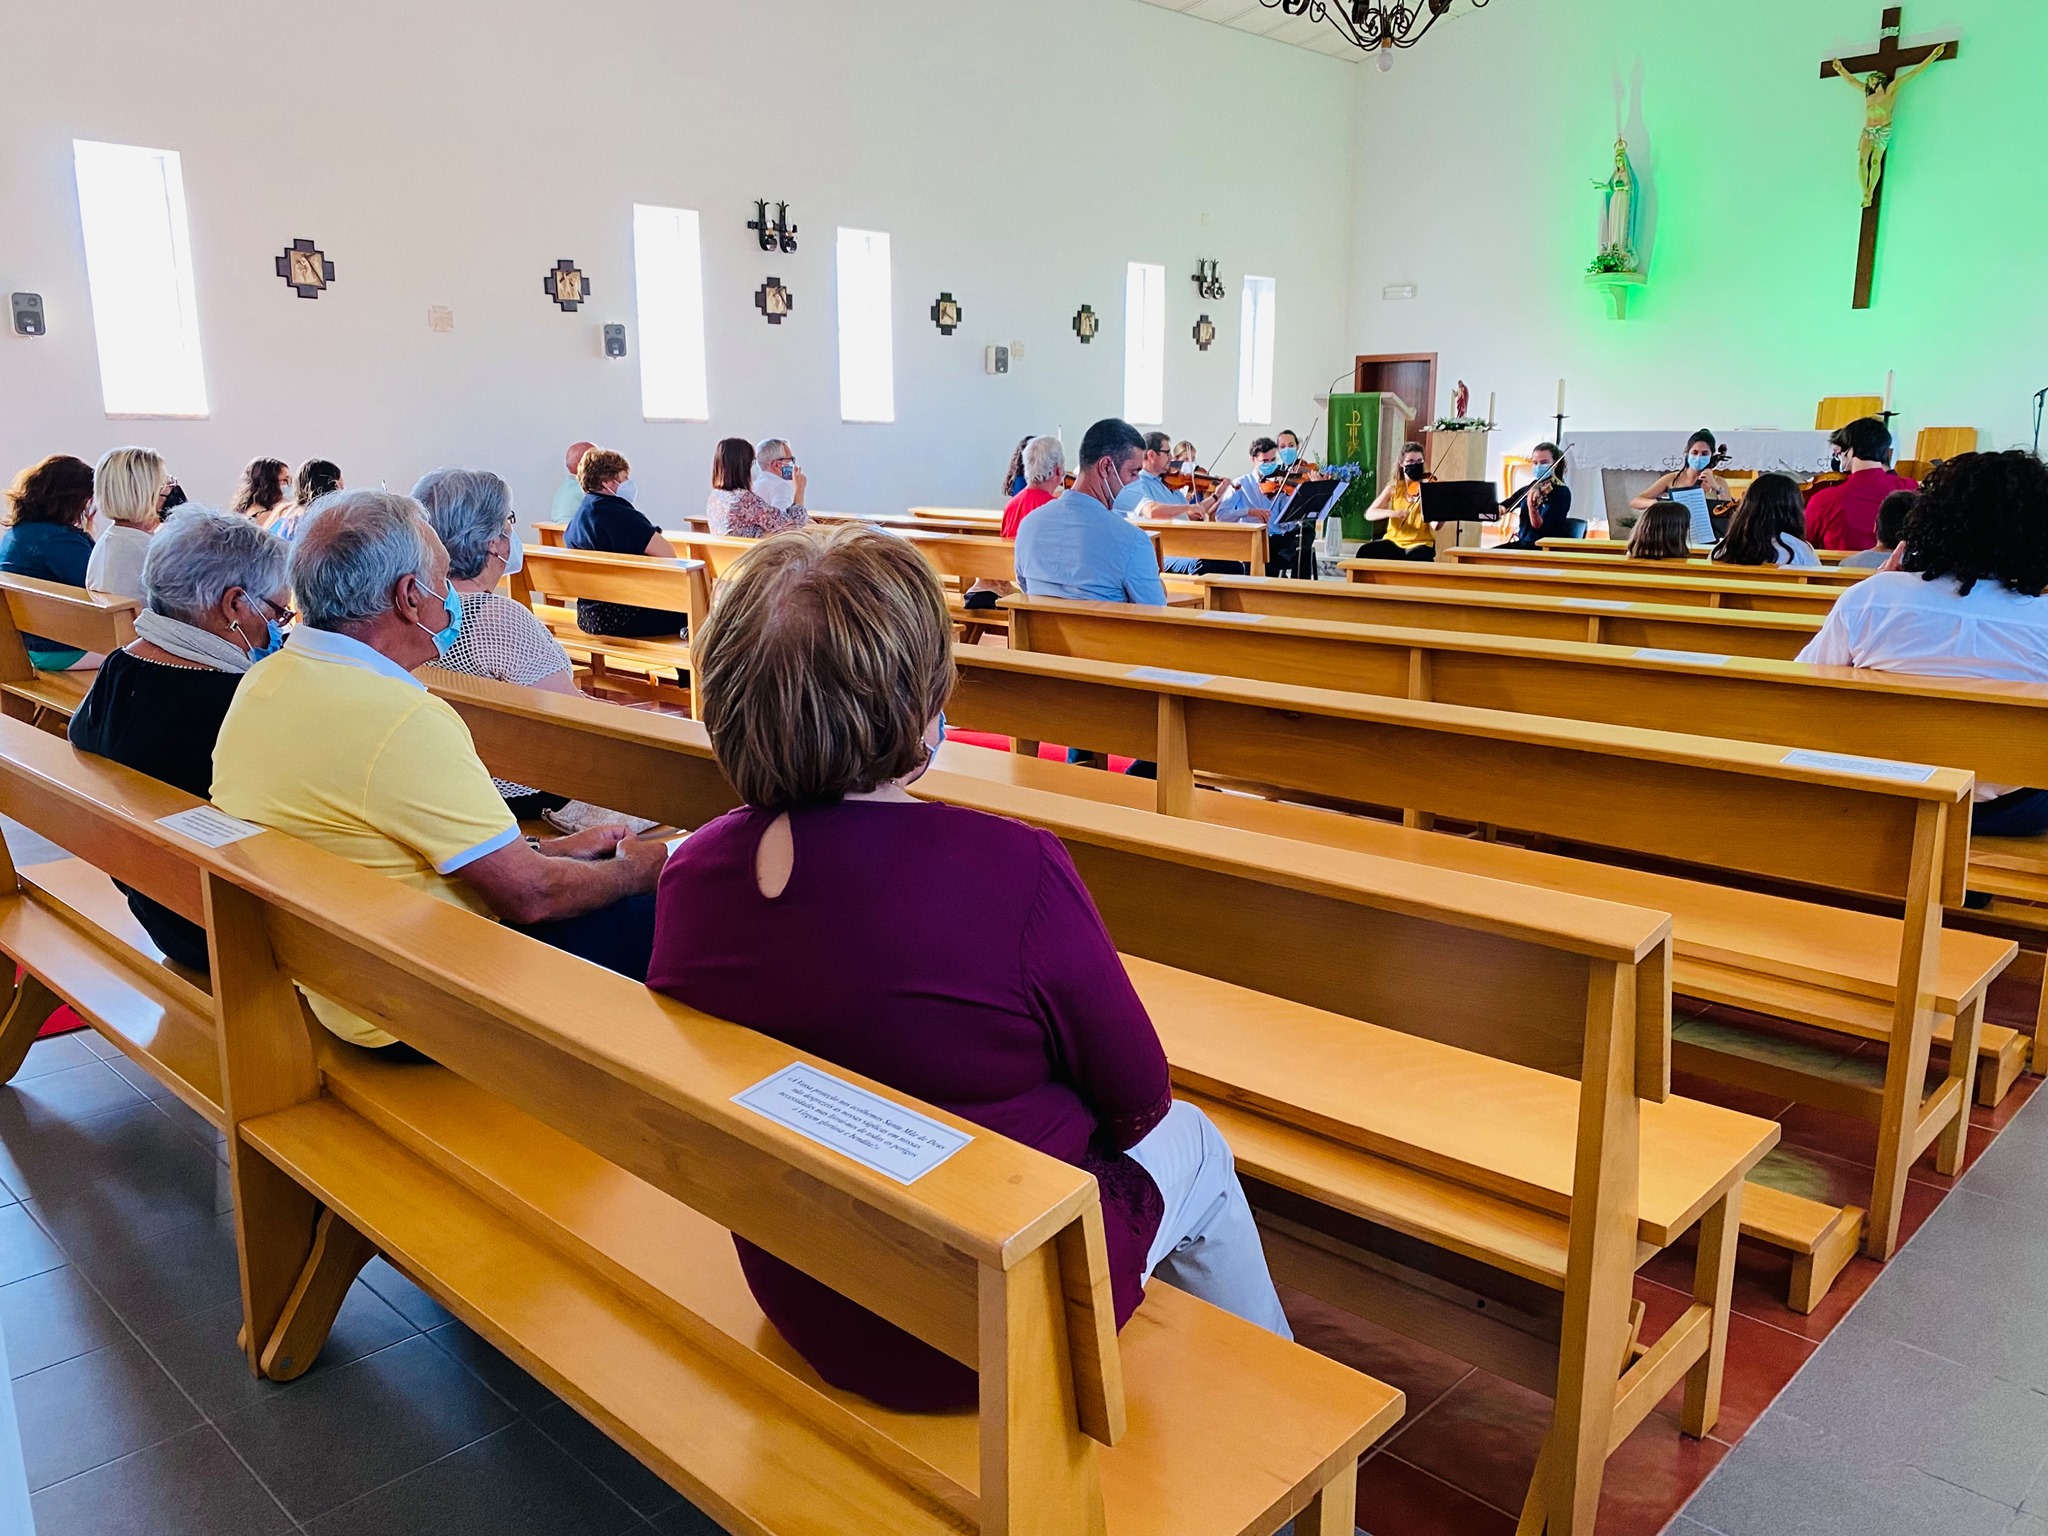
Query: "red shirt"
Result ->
[[999, 484, 1055, 539], [1804, 467, 1918, 552]]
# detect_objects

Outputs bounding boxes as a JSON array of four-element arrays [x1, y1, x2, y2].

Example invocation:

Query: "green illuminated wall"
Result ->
[[1346, 0, 2048, 459]]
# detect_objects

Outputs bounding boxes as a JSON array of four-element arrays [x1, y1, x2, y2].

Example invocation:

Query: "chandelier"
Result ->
[[1261, 0, 1490, 66]]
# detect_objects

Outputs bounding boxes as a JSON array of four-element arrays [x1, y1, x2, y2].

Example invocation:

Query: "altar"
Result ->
[[1568, 429, 1835, 529]]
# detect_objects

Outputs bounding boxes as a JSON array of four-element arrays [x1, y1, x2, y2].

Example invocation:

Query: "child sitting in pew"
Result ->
[[1711, 474, 1822, 568], [648, 522, 1290, 1410], [1625, 498, 1694, 561]]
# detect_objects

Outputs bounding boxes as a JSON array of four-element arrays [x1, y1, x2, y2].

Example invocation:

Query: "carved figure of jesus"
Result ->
[[1832, 44, 1945, 207]]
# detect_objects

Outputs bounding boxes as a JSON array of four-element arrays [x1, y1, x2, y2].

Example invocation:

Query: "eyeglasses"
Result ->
[[248, 593, 297, 625]]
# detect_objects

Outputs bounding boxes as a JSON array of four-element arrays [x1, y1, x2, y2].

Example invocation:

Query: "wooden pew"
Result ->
[[419, 669, 1779, 1530], [1132, 520, 1268, 573], [0, 574, 138, 728], [950, 637, 2007, 1269], [0, 698, 1758, 1532], [1444, 546, 1865, 586], [140, 779, 1392, 1534], [1010, 594, 2048, 999], [510, 545, 709, 702], [1543, 538, 1858, 566], [1202, 574, 1823, 659], [1338, 559, 1843, 614]]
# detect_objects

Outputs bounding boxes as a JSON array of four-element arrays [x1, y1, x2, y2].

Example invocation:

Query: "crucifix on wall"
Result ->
[[1821, 6, 1959, 309]]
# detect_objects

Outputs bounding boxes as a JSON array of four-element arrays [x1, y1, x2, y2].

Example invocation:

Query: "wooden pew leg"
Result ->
[[1294, 1464, 1357, 1536], [258, 1207, 378, 1381], [1787, 1206, 1866, 1315], [1681, 1187, 1740, 1438], [2034, 959, 2048, 1078], [1938, 996, 1984, 1176], [0, 971, 63, 1083]]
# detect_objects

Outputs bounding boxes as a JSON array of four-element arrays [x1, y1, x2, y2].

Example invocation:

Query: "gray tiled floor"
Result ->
[[1680, 1083, 2048, 1535], [0, 1030, 717, 1534]]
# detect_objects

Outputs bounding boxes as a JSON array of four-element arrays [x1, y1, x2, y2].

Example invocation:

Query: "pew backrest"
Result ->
[[1200, 576, 1823, 660], [1132, 521, 1269, 571], [0, 575, 140, 703], [1337, 559, 1843, 614], [1443, 546, 1866, 586], [514, 546, 711, 636]]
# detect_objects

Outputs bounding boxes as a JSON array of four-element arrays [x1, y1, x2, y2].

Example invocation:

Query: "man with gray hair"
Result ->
[[211, 488, 665, 1051], [753, 437, 807, 513]]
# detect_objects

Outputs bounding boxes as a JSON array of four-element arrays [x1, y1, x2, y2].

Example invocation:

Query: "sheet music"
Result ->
[[1670, 487, 1714, 546]]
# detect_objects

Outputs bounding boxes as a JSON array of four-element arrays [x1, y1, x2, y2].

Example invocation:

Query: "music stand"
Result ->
[[1276, 477, 1346, 579], [1419, 481, 1501, 525]]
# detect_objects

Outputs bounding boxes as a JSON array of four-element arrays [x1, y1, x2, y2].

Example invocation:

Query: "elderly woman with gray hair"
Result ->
[[68, 508, 293, 970], [411, 467, 579, 819]]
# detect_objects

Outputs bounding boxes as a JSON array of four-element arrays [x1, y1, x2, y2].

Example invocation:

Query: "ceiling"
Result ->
[[1126, 0, 1480, 64]]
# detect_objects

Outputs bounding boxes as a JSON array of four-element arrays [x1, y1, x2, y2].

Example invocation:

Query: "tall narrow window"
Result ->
[[632, 204, 709, 421], [1123, 262, 1167, 426], [71, 140, 208, 418], [836, 228, 895, 423], [1237, 276, 1277, 425]]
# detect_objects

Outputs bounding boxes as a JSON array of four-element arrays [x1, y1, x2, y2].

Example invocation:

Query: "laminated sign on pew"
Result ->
[[1779, 748, 1939, 783], [157, 806, 266, 847], [735, 1062, 972, 1183]]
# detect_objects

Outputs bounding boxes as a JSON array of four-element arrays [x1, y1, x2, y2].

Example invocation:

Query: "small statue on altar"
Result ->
[[1591, 138, 1638, 272], [1452, 380, 1469, 420]]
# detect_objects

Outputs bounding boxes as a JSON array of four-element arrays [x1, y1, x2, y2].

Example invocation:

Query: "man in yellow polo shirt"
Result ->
[[212, 489, 666, 1048]]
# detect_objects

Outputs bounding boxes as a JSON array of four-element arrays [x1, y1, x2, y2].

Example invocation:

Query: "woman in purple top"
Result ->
[[647, 524, 1289, 1411]]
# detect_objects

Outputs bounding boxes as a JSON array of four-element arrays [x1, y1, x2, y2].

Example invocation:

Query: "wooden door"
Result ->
[[1355, 354, 1438, 435]]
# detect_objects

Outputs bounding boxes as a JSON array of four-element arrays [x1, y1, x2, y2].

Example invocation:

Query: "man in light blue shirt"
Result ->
[[550, 440, 595, 522], [1014, 418, 1166, 605]]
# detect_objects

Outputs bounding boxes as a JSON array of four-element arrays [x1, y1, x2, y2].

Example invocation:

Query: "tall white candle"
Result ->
[[1487, 391, 1496, 424], [1556, 378, 1566, 415], [1884, 370, 1895, 411]]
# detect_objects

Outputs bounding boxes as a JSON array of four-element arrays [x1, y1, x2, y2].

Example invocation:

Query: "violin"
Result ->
[[1163, 468, 1229, 497], [1257, 459, 1322, 495]]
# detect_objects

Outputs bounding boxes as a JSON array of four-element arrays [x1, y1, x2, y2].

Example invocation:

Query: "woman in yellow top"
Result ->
[[1356, 442, 1436, 561]]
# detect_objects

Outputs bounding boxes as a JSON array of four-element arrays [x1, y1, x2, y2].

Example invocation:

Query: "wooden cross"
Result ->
[[1820, 6, 1960, 309]]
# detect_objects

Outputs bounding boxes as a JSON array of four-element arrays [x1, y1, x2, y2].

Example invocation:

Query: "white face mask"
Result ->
[[617, 477, 638, 503], [500, 527, 523, 575]]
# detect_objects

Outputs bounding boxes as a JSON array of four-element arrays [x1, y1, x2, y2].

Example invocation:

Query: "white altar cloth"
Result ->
[[1556, 434, 1835, 528]]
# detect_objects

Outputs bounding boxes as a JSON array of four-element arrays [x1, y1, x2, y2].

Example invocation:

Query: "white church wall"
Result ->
[[0, 0, 1357, 519], [1344, 0, 2048, 475]]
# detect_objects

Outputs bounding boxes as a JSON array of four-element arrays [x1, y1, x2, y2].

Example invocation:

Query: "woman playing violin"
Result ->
[[1357, 442, 1437, 562], [1502, 442, 1574, 548]]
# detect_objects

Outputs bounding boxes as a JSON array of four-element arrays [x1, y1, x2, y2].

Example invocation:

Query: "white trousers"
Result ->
[[1125, 1100, 1293, 1340]]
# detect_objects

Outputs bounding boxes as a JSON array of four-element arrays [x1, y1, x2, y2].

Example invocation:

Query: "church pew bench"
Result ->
[[1337, 558, 1844, 614], [1201, 574, 1823, 659], [197, 816, 1400, 1536], [947, 640, 2006, 1266], [0, 714, 1401, 1534], [425, 665, 1863, 1312], [509, 545, 708, 703], [0, 574, 139, 729], [1131, 520, 1269, 572], [1542, 538, 1858, 566], [1007, 594, 2048, 1082], [415, 669, 1784, 1532], [1442, 546, 1866, 586]]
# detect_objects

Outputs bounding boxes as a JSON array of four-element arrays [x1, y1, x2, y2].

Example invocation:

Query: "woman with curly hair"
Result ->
[[230, 456, 292, 528], [1799, 450, 2048, 834], [1002, 433, 1035, 499], [1, 454, 99, 669], [1711, 473, 1821, 567]]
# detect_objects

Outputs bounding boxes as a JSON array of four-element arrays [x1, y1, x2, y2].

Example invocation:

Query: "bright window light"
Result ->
[[1238, 275, 1277, 425], [836, 228, 895, 423], [632, 204, 709, 422], [1123, 262, 1167, 425], [72, 140, 208, 418]]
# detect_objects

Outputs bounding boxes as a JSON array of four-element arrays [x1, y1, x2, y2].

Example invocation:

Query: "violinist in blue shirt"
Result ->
[[1111, 432, 1237, 572]]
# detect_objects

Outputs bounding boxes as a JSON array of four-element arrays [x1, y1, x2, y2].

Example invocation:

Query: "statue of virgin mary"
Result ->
[[1593, 139, 1637, 268]]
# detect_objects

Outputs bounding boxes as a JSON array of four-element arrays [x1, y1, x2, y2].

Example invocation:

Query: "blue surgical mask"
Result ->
[[617, 477, 638, 503], [1277, 446, 1299, 467], [1688, 452, 1712, 472], [1532, 462, 1554, 481], [415, 577, 463, 655], [232, 614, 285, 662]]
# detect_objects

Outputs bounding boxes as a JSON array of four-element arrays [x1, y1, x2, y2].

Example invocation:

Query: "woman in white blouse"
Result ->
[[84, 447, 170, 600], [1798, 451, 2048, 836], [412, 467, 578, 818]]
